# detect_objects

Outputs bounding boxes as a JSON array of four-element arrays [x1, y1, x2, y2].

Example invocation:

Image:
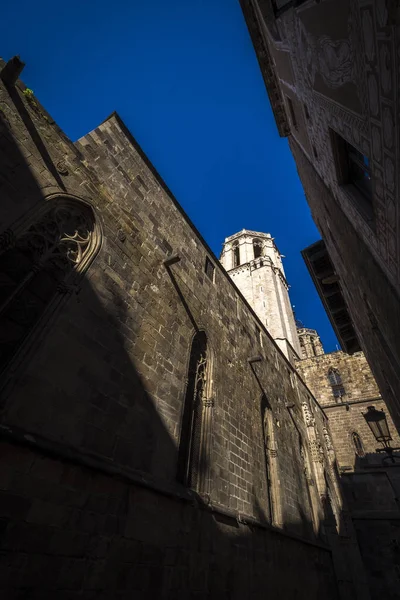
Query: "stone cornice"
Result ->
[[238, 0, 290, 138], [224, 229, 273, 243]]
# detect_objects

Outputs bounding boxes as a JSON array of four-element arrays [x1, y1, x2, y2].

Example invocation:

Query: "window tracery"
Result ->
[[351, 432, 365, 458], [328, 368, 345, 400], [261, 395, 282, 527], [0, 198, 98, 373], [178, 331, 213, 493]]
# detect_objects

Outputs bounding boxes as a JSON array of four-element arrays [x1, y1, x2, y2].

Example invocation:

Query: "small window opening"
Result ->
[[253, 238, 262, 259], [177, 331, 210, 489], [256, 324, 263, 346], [352, 432, 365, 458], [232, 242, 240, 267], [328, 368, 345, 400], [287, 97, 298, 131], [205, 257, 215, 282], [330, 129, 374, 225]]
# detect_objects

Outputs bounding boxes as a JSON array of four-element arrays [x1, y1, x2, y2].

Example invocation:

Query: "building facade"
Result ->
[[296, 346, 400, 471], [0, 58, 369, 598], [220, 224, 400, 598], [297, 342, 400, 598], [220, 229, 301, 362], [239, 0, 400, 438]]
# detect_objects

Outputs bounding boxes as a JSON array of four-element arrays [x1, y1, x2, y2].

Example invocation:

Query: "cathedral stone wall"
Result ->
[[297, 351, 380, 408], [0, 64, 356, 597], [297, 350, 400, 597], [297, 351, 400, 470]]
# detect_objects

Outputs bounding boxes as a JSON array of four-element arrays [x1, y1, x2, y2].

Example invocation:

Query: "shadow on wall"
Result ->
[[343, 451, 400, 514], [0, 102, 339, 598], [339, 452, 400, 600]]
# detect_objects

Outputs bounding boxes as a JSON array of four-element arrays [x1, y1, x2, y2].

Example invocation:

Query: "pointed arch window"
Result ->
[[299, 337, 308, 359], [299, 440, 320, 535], [352, 432, 365, 458], [261, 395, 282, 527], [178, 331, 213, 493], [310, 337, 318, 357], [253, 238, 263, 259], [232, 242, 240, 267], [328, 368, 345, 400], [0, 197, 100, 374]]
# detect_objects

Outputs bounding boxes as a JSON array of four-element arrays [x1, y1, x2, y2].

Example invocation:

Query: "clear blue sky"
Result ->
[[3, 0, 338, 351]]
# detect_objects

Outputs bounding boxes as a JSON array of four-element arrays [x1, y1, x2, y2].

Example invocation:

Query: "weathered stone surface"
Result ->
[[297, 349, 400, 597], [220, 229, 301, 363], [239, 0, 400, 432], [238, 2, 400, 598], [0, 62, 364, 598], [297, 349, 400, 467]]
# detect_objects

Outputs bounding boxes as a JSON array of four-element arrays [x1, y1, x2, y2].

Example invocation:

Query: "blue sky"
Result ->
[[3, 0, 338, 351]]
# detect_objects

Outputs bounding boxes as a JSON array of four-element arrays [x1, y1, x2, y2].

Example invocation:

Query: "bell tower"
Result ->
[[297, 326, 325, 359], [220, 229, 301, 362]]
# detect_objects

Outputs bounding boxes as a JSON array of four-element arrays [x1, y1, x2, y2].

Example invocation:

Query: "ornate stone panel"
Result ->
[[276, 0, 399, 287]]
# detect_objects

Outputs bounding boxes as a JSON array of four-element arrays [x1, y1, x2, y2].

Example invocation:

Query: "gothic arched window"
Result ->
[[232, 242, 240, 267], [310, 337, 318, 357], [253, 238, 262, 259], [352, 432, 365, 458], [299, 336, 306, 359], [328, 368, 345, 400], [177, 331, 213, 492], [0, 197, 100, 374], [261, 395, 282, 527]]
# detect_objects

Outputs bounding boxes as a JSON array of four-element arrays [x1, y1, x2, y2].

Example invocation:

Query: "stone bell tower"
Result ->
[[297, 326, 325, 359], [220, 229, 301, 362]]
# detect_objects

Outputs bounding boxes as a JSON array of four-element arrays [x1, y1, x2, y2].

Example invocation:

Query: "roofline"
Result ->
[[301, 240, 361, 354], [224, 229, 272, 243]]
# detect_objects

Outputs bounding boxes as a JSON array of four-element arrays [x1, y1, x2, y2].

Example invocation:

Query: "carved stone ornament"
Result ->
[[322, 427, 334, 452], [0, 228, 16, 252], [0, 198, 97, 376], [298, 16, 356, 91], [310, 439, 324, 464], [117, 229, 126, 243], [203, 397, 214, 408], [18, 203, 93, 271], [56, 160, 69, 176], [302, 402, 315, 427]]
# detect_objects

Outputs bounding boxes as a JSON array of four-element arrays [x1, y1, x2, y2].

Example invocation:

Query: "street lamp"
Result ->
[[363, 405, 400, 463]]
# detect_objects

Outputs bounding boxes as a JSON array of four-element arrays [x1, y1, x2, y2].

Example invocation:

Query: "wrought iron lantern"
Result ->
[[363, 406, 400, 463]]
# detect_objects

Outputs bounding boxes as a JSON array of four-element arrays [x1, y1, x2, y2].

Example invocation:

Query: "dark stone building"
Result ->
[[239, 0, 400, 436], [296, 339, 400, 598], [0, 58, 369, 597], [237, 1, 400, 597]]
